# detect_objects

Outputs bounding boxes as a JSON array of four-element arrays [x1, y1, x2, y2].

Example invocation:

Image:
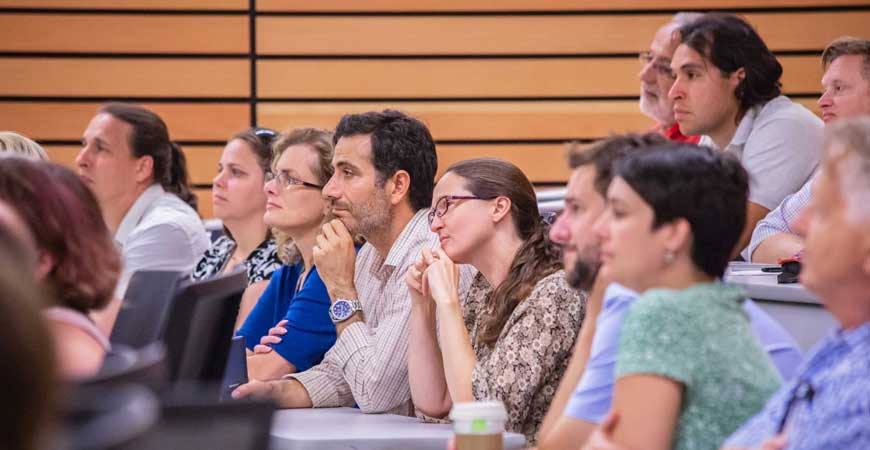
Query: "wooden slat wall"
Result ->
[[0, 14, 249, 53], [257, 56, 821, 99], [1, 1, 865, 219], [257, 0, 870, 12], [257, 12, 870, 55]]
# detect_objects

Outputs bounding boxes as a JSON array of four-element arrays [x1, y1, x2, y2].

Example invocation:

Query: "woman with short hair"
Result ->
[[587, 143, 781, 450]]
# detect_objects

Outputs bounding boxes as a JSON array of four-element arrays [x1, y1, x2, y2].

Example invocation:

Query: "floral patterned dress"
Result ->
[[192, 235, 281, 286], [463, 270, 586, 444]]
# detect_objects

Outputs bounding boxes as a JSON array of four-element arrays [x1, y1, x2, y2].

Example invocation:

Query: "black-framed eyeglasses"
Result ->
[[264, 170, 323, 190], [427, 195, 495, 225], [639, 51, 676, 80], [253, 127, 278, 147], [776, 378, 815, 433]]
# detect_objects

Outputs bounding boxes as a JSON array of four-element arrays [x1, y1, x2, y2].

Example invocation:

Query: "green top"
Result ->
[[616, 282, 781, 450]]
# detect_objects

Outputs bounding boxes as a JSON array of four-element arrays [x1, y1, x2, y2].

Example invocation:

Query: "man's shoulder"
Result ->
[[133, 194, 205, 238], [753, 95, 823, 130], [379, 210, 439, 269]]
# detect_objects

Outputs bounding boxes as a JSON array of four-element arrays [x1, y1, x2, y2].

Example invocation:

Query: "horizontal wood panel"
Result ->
[[184, 145, 224, 185], [43, 145, 79, 168], [258, 98, 820, 140], [258, 12, 869, 55], [257, 15, 665, 55], [0, 58, 249, 97], [437, 143, 571, 182], [0, 102, 250, 141], [751, 12, 870, 51], [45, 142, 571, 190], [0, 14, 248, 53], [44, 144, 224, 185], [258, 0, 870, 12], [194, 188, 213, 219], [258, 55, 820, 99], [259, 100, 656, 140], [0, 0, 246, 9]]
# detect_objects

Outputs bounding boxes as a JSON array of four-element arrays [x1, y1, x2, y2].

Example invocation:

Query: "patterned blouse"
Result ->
[[192, 235, 281, 286], [616, 283, 781, 450], [463, 270, 586, 444]]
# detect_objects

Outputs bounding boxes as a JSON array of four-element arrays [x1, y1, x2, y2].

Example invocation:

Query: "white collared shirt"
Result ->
[[114, 184, 209, 297], [699, 95, 823, 211]]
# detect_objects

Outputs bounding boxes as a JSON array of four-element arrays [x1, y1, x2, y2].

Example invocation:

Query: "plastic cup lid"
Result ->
[[449, 401, 507, 421]]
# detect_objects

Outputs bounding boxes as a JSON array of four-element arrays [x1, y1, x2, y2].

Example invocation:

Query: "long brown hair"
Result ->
[[445, 158, 562, 347]]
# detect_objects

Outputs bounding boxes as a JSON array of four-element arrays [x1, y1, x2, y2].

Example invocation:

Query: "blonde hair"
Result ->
[[0, 132, 48, 161], [270, 128, 335, 263], [824, 117, 870, 223]]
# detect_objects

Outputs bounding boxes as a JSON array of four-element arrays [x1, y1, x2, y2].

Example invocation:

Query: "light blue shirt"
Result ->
[[745, 173, 816, 261], [725, 322, 870, 449], [564, 283, 804, 423]]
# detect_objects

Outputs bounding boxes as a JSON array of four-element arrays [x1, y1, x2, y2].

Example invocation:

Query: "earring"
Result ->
[[663, 249, 676, 265]]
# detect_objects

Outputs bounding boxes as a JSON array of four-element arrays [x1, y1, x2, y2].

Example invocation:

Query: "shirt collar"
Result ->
[[603, 283, 638, 308], [383, 209, 431, 268], [701, 105, 760, 152], [728, 106, 759, 149], [834, 321, 870, 352], [115, 183, 165, 248], [662, 123, 685, 140]]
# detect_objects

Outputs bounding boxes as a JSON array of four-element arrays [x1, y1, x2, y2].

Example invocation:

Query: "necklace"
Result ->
[[296, 265, 307, 293]]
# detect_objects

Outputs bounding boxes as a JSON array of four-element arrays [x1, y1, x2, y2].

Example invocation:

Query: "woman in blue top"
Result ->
[[236, 128, 337, 381]]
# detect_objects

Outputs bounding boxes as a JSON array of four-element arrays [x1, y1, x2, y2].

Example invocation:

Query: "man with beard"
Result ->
[[233, 110, 473, 414], [536, 134, 803, 450]]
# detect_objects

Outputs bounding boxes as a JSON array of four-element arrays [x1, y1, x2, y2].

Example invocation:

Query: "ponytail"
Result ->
[[167, 142, 198, 213]]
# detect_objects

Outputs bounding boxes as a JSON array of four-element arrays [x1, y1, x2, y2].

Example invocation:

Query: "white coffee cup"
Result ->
[[450, 401, 507, 450]]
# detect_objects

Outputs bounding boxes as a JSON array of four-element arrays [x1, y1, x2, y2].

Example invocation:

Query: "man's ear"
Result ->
[[387, 170, 411, 206], [730, 67, 746, 90], [491, 196, 512, 224], [134, 155, 154, 184]]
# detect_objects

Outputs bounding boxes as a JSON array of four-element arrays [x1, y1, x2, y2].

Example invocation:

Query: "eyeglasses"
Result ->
[[776, 378, 815, 433], [639, 51, 677, 81], [427, 195, 495, 225], [253, 127, 278, 147], [264, 170, 323, 190]]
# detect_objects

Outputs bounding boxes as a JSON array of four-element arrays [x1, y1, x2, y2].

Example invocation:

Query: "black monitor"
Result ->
[[111, 270, 186, 349], [162, 269, 247, 385]]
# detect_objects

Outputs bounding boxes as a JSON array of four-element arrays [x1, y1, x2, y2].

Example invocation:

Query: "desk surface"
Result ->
[[724, 263, 821, 304], [270, 407, 526, 450]]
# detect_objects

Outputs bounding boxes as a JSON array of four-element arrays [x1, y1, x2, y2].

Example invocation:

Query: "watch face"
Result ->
[[332, 300, 353, 320]]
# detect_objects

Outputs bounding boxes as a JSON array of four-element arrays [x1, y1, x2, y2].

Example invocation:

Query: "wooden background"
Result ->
[[1, 0, 867, 218]]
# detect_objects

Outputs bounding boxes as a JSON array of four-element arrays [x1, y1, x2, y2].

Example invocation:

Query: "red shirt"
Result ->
[[660, 122, 701, 144]]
